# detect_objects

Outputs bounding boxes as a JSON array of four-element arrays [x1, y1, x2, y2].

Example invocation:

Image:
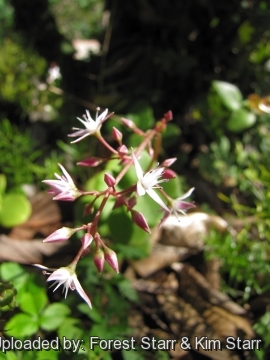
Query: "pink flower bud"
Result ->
[[43, 227, 76, 243], [121, 118, 135, 129], [104, 173, 116, 187], [93, 247, 105, 273], [77, 157, 104, 167], [81, 233, 93, 249], [131, 210, 151, 233], [117, 145, 128, 155], [164, 110, 173, 122], [162, 169, 176, 179], [112, 127, 123, 143], [161, 158, 177, 167], [104, 246, 119, 273]]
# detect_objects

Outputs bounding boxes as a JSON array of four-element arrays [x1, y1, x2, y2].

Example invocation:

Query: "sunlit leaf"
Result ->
[[0, 193, 31, 227], [212, 81, 243, 111], [227, 108, 256, 132]]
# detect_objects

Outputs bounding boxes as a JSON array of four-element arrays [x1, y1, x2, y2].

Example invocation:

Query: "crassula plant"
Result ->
[[35, 108, 195, 308]]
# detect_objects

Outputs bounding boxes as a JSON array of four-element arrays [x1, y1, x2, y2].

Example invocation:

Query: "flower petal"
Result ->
[[73, 276, 92, 308], [131, 149, 144, 180], [137, 181, 146, 196], [146, 188, 170, 212], [178, 187, 195, 200]]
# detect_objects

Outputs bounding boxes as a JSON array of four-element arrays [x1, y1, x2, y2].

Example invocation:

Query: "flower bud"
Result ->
[[104, 173, 116, 187], [81, 233, 93, 249], [77, 157, 104, 167], [93, 247, 105, 273], [112, 127, 123, 143], [122, 118, 135, 129], [164, 110, 173, 122], [161, 158, 177, 167], [162, 169, 176, 179], [117, 144, 128, 155], [104, 246, 119, 273], [43, 227, 76, 243], [131, 209, 151, 233]]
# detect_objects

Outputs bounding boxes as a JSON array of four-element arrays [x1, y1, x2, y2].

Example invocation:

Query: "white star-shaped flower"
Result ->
[[131, 149, 169, 211], [159, 187, 195, 227], [35, 265, 92, 308], [43, 163, 81, 201], [68, 108, 110, 143]]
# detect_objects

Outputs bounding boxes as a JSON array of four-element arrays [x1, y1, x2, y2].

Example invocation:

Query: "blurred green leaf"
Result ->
[[0, 193, 31, 227], [0, 262, 29, 291], [227, 108, 256, 132], [0, 174, 6, 195], [36, 350, 59, 360], [126, 101, 155, 130], [212, 81, 243, 111], [162, 123, 181, 147], [58, 317, 83, 340]]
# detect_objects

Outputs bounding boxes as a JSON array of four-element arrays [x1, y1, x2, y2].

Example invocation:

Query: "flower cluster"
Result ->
[[36, 108, 195, 307]]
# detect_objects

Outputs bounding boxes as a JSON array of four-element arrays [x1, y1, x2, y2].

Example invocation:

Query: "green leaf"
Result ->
[[3, 352, 18, 360], [5, 313, 39, 338], [36, 350, 59, 360], [162, 123, 181, 147], [117, 279, 139, 302], [58, 317, 83, 341], [161, 175, 184, 199], [40, 303, 70, 331], [122, 350, 145, 360], [19, 288, 47, 317], [19, 292, 39, 316], [0, 174, 6, 195], [0, 262, 29, 291], [78, 303, 103, 323], [238, 20, 254, 44], [227, 108, 256, 132], [0, 193, 31, 227], [212, 81, 243, 111], [126, 100, 155, 130], [107, 207, 133, 244], [26, 282, 48, 314]]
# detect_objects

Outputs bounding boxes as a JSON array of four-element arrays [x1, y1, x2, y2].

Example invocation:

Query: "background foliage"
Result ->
[[1, 0, 270, 359]]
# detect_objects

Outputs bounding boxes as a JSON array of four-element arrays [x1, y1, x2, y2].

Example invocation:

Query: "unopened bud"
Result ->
[[164, 110, 173, 122], [122, 118, 135, 129], [117, 144, 128, 155], [93, 247, 105, 273], [43, 227, 76, 243], [104, 246, 119, 273], [161, 158, 177, 167], [112, 127, 123, 143], [104, 173, 116, 187], [131, 209, 151, 233], [81, 233, 93, 249], [162, 169, 176, 179], [77, 157, 103, 167]]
